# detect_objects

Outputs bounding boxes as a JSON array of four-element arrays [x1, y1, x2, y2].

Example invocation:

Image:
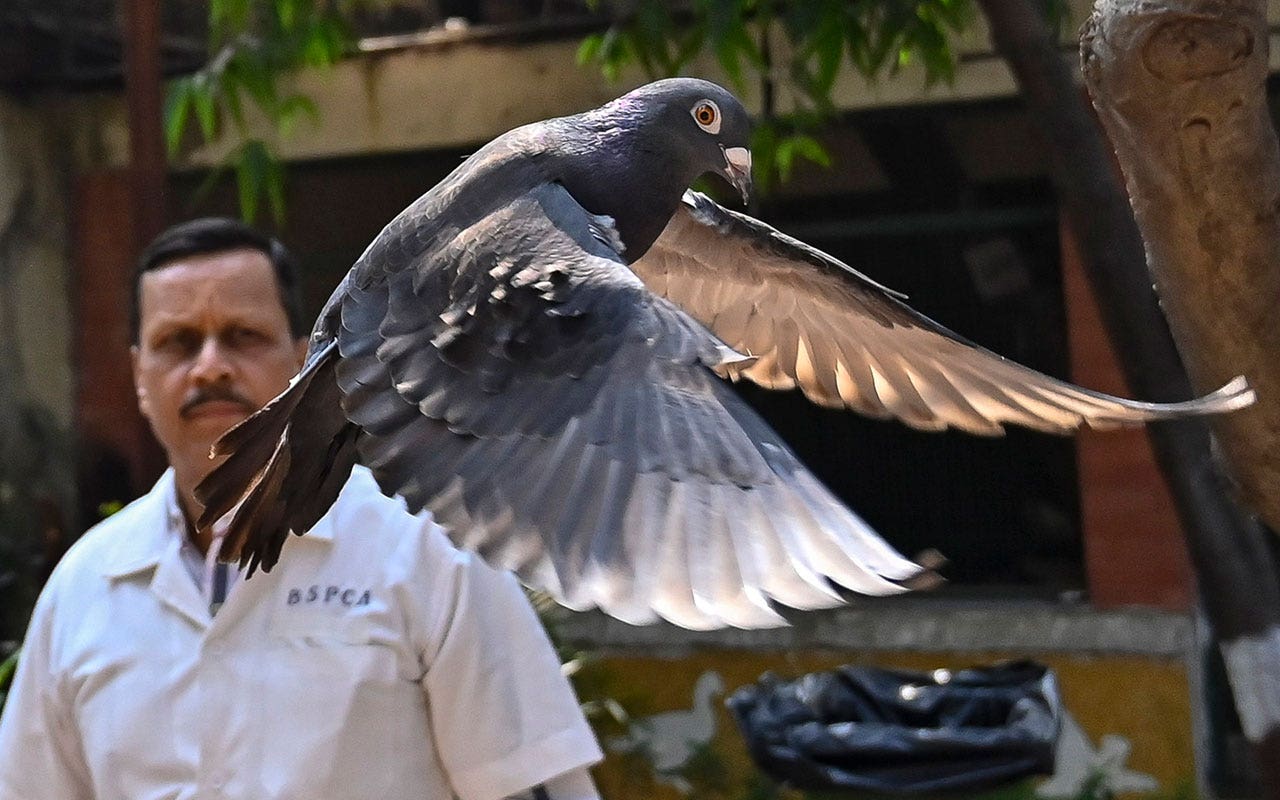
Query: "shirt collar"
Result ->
[[100, 468, 180, 580], [99, 465, 340, 583], [100, 467, 337, 582]]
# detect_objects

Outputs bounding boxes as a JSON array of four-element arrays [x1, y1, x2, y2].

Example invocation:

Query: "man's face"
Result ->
[[132, 248, 306, 489]]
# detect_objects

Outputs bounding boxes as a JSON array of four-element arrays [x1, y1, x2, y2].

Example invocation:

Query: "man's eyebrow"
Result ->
[[220, 313, 285, 332], [142, 317, 191, 336]]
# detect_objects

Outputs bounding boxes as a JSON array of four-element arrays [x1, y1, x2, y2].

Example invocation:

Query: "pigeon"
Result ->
[[196, 77, 1255, 630]]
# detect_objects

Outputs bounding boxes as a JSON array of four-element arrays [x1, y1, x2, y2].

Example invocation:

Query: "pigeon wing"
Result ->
[[336, 180, 929, 629], [631, 191, 1254, 435]]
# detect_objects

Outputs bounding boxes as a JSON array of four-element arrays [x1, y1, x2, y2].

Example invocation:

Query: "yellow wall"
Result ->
[[588, 650, 1194, 800]]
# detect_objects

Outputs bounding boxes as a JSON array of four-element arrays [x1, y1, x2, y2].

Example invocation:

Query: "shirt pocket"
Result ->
[[268, 610, 380, 646], [251, 616, 434, 798]]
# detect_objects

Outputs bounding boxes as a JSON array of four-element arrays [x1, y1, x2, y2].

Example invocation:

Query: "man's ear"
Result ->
[[294, 337, 309, 369], [130, 345, 150, 420]]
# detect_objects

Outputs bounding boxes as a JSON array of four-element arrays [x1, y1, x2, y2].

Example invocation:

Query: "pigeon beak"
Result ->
[[721, 146, 752, 205]]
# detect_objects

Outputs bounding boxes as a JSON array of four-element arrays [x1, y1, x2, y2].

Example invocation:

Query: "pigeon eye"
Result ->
[[691, 100, 721, 134]]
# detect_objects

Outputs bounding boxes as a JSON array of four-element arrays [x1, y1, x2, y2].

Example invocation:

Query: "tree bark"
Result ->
[[975, 0, 1280, 792], [1080, 2, 1280, 785], [1081, 0, 1280, 539]]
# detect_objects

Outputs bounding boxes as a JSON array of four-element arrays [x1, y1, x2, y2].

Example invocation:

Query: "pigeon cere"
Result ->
[[195, 77, 1255, 631]]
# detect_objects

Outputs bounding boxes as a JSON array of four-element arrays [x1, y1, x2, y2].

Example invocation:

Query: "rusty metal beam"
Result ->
[[119, 0, 166, 247]]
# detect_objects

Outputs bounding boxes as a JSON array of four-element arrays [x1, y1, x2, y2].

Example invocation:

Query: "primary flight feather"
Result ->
[[196, 78, 1254, 630]]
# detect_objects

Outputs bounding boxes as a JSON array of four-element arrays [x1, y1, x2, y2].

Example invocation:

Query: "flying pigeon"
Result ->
[[196, 78, 1255, 630]]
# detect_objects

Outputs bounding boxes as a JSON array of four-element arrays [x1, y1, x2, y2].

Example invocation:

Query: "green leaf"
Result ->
[[704, 2, 763, 90], [845, 17, 872, 75], [635, 1, 675, 75], [192, 73, 219, 141], [576, 33, 603, 66], [224, 82, 247, 130], [266, 154, 287, 226], [303, 29, 332, 68], [750, 122, 779, 196], [278, 0, 297, 31], [597, 28, 623, 81], [235, 140, 273, 223], [235, 51, 279, 112], [163, 76, 194, 157], [775, 138, 798, 182], [788, 133, 832, 169], [278, 94, 319, 138], [0, 649, 18, 690], [190, 159, 233, 213], [810, 14, 844, 95], [172, 0, 363, 224], [211, 0, 252, 44], [302, 17, 350, 68], [673, 24, 707, 67]]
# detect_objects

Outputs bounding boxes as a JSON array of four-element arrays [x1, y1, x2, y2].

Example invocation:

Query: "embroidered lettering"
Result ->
[[283, 584, 375, 607]]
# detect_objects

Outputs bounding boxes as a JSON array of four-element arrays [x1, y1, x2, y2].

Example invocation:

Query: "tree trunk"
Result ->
[[1079, 1, 1280, 785], [975, 0, 1280, 792], [1081, 0, 1280, 541]]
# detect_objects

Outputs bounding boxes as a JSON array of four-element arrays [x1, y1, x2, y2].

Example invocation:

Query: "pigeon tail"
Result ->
[[195, 342, 359, 575]]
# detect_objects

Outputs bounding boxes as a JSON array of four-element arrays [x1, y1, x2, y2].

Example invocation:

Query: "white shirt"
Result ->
[[0, 467, 602, 800]]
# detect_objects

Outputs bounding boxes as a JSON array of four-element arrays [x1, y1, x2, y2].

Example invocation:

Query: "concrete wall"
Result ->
[[0, 93, 76, 639], [53, 18, 1028, 173], [0, 95, 74, 516], [0, 95, 73, 431], [559, 603, 1207, 799]]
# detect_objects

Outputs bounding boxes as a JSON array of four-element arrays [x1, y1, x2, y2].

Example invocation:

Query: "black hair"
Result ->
[[130, 217, 307, 343]]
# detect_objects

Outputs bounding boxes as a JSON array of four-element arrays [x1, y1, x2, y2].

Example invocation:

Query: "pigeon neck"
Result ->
[[556, 119, 698, 262], [566, 164, 688, 262]]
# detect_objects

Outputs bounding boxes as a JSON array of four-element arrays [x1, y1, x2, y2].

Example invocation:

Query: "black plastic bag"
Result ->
[[727, 660, 1061, 794]]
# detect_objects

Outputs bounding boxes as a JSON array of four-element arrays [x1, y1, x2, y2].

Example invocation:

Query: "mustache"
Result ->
[[180, 385, 256, 418]]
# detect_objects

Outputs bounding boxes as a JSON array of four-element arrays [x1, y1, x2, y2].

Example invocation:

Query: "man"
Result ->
[[0, 218, 603, 799]]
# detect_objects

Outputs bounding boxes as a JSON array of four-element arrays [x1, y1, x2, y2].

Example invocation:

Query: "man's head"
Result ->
[[131, 217, 306, 343], [131, 218, 309, 500]]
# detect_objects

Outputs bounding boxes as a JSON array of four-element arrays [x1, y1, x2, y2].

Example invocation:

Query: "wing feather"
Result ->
[[632, 190, 1255, 433], [327, 181, 930, 627]]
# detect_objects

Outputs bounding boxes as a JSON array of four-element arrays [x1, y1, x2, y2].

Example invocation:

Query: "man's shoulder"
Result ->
[[49, 484, 167, 585], [327, 466, 435, 536], [317, 466, 459, 559]]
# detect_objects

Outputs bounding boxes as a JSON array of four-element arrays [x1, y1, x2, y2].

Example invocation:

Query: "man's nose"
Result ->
[[190, 336, 233, 383]]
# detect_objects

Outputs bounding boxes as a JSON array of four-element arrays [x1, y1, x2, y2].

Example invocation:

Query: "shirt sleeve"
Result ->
[[413, 524, 603, 800], [0, 588, 93, 799], [535, 765, 601, 800]]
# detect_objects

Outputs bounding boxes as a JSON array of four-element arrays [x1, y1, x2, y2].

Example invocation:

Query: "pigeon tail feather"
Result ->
[[195, 343, 359, 575]]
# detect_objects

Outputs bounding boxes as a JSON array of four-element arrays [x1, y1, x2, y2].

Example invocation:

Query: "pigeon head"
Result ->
[[610, 78, 754, 204], [566, 78, 754, 259]]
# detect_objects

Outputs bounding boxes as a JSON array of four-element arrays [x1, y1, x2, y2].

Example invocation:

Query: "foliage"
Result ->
[[527, 589, 640, 738], [0, 401, 70, 641], [0, 401, 71, 717], [167, 0, 982, 220], [0, 648, 16, 713], [577, 0, 975, 194], [164, 0, 358, 224]]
